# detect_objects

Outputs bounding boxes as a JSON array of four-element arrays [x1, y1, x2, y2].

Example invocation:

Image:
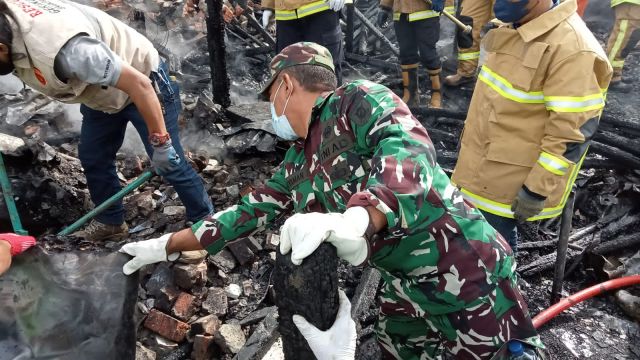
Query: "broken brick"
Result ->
[[171, 292, 196, 321], [202, 287, 228, 316], [173, 262, 207, 290], [193, 334, 216, 360], [136, 342, 157, 360], [191, 314, 222, 335], [144, 309, 191, 343], [154, 286, 181, 313], [214, 324, 246, 354], [209, 249, 236, 272]]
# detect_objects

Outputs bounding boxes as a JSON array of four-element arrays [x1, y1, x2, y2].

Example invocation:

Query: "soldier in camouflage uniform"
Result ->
[[120, 42, 543, 359]]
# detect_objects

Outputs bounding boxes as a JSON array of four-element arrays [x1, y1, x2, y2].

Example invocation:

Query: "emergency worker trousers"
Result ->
[[375, 275, 542, 359], [394, 14, 442, 71], [78, 61, 213, 225], [275, 10, 343, 83], [455, 0, 494, 77], [606, 3, 640, 80]]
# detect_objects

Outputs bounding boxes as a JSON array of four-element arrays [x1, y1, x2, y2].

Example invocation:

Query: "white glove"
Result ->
[[279, 207, 370, 266], [119, 233, 181, 275], [327, 0, 346, 11], [293, 290, 356, 360], [262, 9, 273, 28]]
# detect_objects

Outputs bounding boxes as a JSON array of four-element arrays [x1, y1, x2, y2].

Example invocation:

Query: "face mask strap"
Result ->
[[273, 78, 292, 117]]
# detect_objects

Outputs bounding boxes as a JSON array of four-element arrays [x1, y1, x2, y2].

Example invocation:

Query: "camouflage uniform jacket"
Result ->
[[192, 79, 516, 315]]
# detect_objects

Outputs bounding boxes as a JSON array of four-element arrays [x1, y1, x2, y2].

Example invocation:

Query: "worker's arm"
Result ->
[[121, 164, 294, 274], [522, 52, 612, 200], [54, 35, 167, 135]]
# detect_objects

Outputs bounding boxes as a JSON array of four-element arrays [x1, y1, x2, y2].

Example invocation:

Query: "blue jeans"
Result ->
[[79, 62, 213, 225], [480, 210, 519, 252]]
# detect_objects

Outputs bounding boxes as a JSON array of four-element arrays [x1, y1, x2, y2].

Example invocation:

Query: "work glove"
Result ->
[[262, 9, 273, 28], [280, 207, 370, 266], [327, 0, 345, 11], [119, 233, 181, 275], [0, 233, 36, 256], [377, 6, 391, 27], [151, 140, 181, 175], [430, 0, 444, 12], [511, 187, 546, 223], [293, 290, 357, 360]]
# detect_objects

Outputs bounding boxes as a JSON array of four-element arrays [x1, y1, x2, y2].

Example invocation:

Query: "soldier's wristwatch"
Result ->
[[149, 132, 171, 146]]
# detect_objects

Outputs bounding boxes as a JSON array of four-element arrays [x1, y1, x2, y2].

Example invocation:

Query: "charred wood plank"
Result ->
[[410, 106, 468, 121], [589, 142, 640, 169], [352, 8, 400, 57], [245, 14, 276, 47], [345, 52, 400, 71], [345, 4, 355, 53], [273, 244, 339, 359], [594, 130, 640, 158], [205, 0, 231, 108], [601, 114, 640, 133], [592, 233, 640, 255]]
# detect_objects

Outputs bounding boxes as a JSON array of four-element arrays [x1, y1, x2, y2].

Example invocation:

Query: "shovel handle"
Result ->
[[423, 0, 473, 34]]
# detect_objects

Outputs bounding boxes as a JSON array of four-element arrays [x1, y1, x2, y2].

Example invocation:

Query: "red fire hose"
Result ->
[[532, 275, 640, 329]]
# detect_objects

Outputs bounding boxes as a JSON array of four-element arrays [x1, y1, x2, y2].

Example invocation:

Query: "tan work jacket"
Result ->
[[612, 0, 640, 7], [6, 0, 158, 113], [451, 0, 612, 221], [262, 0, 337, 20], [380, 0, 454, 21]]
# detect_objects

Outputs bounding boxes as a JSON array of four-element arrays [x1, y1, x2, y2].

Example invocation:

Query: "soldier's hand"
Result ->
[[511, 187, 545, 223], [119, 234, 180, 275], [293, 290, 357, 360], [279, 207, 370, 266], [377, 6, 391, 27]]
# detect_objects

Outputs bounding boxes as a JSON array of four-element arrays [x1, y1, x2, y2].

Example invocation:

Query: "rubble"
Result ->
[[173, 262, 208, 290], [144, 309, 192, 343], [171, 292, 197, 320], [203, 287, 229, 316], [136, 342, 157, 360], [214, 324, 247, 354], [192, 314, 223, 335]]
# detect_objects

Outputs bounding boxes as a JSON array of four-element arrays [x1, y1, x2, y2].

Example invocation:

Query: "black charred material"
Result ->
[[594, 130, 640, 158], [345, 52, 400, 71], [246, 14, 276, 47], [590, 142, 640, 169], [551, 190, 575, 305], [345, 4, 355, 54], [352, 8, 400, 57], [205, 0, 231, 108], [273, 243, 339, 359]]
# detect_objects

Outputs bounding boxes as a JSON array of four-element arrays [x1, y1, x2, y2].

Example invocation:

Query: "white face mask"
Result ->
[[270, 80, 299, 141]]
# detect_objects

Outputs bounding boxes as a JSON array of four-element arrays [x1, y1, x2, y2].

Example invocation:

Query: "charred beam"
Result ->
[[592, 233, 640, 255], [205, 0, 231, 108], [594, 130, 640, 158], [345, 4, 355, 54], [345, 52, 400, 71], [589, 141, 640, 169], [352, 8, 400, 57], [551, 191, 575, 304], [245, 14, 276, 47]]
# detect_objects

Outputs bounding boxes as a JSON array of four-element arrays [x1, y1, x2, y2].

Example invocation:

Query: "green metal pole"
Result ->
[[58, 170, 154, 236], [0, 152, 28, 235]]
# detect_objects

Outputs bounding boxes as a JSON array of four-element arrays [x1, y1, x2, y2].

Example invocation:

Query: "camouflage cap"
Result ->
[[259, 42, 335, 100]]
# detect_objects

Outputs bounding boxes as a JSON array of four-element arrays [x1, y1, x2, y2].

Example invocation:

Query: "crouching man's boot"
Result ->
[[401, 63, 419, 107], [428, 68, 442, 109], [72, 219, 129, 242]]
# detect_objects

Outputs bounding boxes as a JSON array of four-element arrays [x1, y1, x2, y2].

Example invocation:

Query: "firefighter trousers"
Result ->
[[606, 3, 640, 80]]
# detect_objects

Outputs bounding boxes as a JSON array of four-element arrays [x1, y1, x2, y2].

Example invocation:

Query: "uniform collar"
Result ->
[[517, 0, 577, 42]]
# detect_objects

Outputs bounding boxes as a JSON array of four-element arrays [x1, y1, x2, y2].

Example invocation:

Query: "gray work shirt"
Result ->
[[53, 35, 122, 87]]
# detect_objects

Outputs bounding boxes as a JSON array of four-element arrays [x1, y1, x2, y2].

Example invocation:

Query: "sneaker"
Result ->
[[72, 220, 129, 242]]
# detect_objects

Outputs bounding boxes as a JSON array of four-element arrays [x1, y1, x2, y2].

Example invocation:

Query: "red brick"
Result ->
[[144, 309, 191, 342], [171, 292, 196, 321], [192, 334, 216, 360]]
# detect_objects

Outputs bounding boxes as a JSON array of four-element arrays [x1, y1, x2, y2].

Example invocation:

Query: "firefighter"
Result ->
[[451, 0, 612, 250], [606, 0, 639, 92], [0, 233, 35, 276], [121, 42, 543, 359], [0, 0, 213, 242], [261, 0, 345, 83], [444, 0, 495, 87], [376, 0, 445, 108]]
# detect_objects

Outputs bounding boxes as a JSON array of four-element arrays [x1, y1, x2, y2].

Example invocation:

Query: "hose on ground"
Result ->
[[532, 274, 640, 329]]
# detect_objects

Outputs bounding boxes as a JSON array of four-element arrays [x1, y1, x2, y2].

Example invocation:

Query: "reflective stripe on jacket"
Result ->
[[382, 0, 454, 22], [451, 0, 612, 221], [263, 0, 351, 17], [612, 0, 640, 7]]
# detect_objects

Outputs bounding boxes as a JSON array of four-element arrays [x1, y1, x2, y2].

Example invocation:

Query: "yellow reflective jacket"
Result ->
[[262, 0, 348, 19], [612, 0, 640, 7], [379, 0, 455, 21], [451, 0, 612, 221]]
